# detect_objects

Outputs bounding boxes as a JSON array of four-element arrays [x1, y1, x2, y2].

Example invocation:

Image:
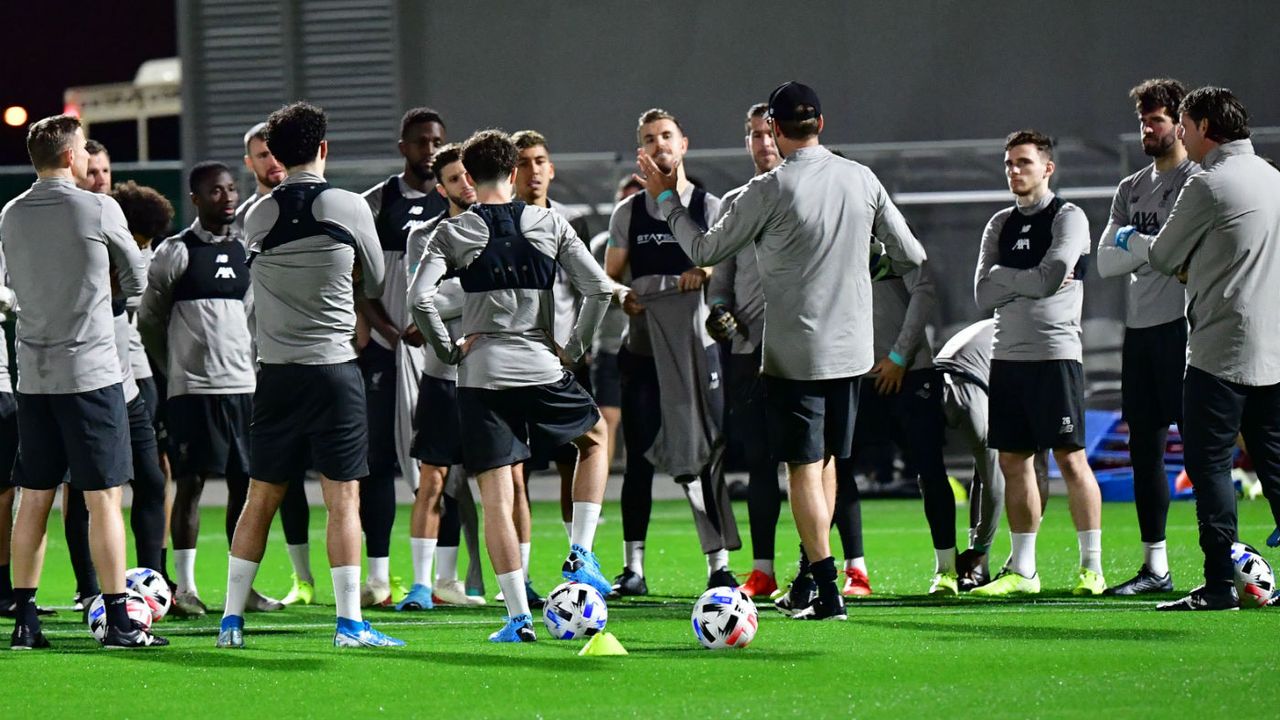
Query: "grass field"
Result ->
[[4, 495, 1279, 718]]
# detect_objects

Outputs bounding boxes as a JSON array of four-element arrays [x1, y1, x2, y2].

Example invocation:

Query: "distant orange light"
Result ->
[[62, 102, 80, 118], [3, 106, 27, 127]]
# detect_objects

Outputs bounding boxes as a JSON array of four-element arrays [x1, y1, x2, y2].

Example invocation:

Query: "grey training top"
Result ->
[[0, 177, 146, 393], [232, 190, 270, 237], [1127, 140, 1280, 386], [589, 231, 628, 355], [934, 318, 996, 387], [0, 254, 15, 393], [872, 257, 937, 370], [112, 311, 141, 402], [139, 220, 256, 395], [410, 203, 613, 390], [706, 183, 765, 355], [975, 193, 1090, 363], [363, 174, 438, 350], [244, 172, 386, 366], [406, 212, 464, 382], [548, 199, 593, 348], [1097, 159, 1199, 328], [657, 145, 926, 380], [129, 245, 154, 380], [610, 185, 722, 356]]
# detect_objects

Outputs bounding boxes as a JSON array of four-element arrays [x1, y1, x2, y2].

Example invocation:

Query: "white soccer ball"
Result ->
[[125, 567, 173, 621], [542, 581, 608, 640], [1231, 542, 1275, 608], [692, 586, 758, 650], [87, 591, 154, 642]]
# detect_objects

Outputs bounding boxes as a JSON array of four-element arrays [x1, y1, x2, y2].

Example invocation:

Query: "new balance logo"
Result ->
[[214, 267, 237, 280], [1059, 416, 1075, 434], [1013, 238, 1032, 251], [1021, 224, 1031, 233], [409, 205, 424, 216], [216, 254, 229, 263]]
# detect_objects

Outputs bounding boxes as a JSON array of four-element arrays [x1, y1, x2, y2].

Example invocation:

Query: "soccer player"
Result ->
[[396, 142, 483, 610], [357, 107, 449, 607], [971, 130, 1105, 597], [1, 114, 165, 648], [233, 121, 288, 234], [607, 108, 740, 597], [217, 101, 400, 648], [139, 163, 282, 616], [410, 129, 614, 642], [1112, 88, 1280, 611], [0, 254, 20, 616], [84, 139, 112, 193], [1096, 79, 1199, 595], [706, 103, 782, 598], [635, 82, 926, 620], [833, 245, 958, 595]]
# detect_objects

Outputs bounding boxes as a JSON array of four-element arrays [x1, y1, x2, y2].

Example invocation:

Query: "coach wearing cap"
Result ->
[[634, 81, 927, 620], [1115, 87, 1280, 611]]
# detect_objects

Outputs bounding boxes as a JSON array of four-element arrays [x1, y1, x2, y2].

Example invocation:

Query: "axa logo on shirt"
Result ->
[[635, 232, 678, 246], [401, 218, 433, 234], [214, 267, 237, 280], [1013, 238, 1032, 251], [1128, 211, 1160, 234]]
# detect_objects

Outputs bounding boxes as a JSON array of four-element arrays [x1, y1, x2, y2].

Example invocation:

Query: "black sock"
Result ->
[[159, 548, 172, 584], [103, 592, 131, 632], [797, 543, 811, 576], [810, 557, 838, 601], [0, 563, 12, 598], [12, 588, 37, 628]]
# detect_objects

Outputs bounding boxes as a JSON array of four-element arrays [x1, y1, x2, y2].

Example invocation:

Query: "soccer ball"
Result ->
[[543, 582, 608, 640], [87, 591, 154, 642], [1231, 542, 1275, 608], [125, 567, 173, 621], [692, 586, 757, 650]]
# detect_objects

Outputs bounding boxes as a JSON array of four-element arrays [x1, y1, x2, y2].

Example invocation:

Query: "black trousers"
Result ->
[[727, 349, 781, 561], [1182, 366, 1280, 589]]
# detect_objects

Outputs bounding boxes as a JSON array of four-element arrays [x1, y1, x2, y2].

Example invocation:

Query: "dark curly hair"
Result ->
[[460, 130, 517, 184], [1129, 78, 1186, 120], [111, 181, 175, 240], [1182, 87, 1250, 143], [430, 143, 463, 181], [265, 101, 327, 168]]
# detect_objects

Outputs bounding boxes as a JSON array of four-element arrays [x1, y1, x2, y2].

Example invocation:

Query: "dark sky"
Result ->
[[0, 2, 177, 164]]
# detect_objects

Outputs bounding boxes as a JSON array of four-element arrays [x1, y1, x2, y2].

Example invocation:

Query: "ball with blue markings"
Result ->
[[692, 586, 758, 650], [543, 581, 608, 640]]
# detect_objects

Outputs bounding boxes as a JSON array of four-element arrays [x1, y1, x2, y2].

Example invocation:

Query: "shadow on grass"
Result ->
[[851, 618, 1192, 642]]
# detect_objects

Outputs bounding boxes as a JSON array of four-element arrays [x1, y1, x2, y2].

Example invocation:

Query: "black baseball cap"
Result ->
[[767, 81, 822, 121]]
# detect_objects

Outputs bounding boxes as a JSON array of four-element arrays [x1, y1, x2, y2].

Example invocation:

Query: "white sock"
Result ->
[[332, 566, 362, 622], [752, 558, 775, 575], [436, 546, 459, 583], [222, 556, 259, 619], [1009, 532, 1037, 578], [286, 543, 313, 584], [935, 547, 957, 574], [624, 541, 645, 576], [570, 501, 601, 552], [411, 538, 438, 588], [519, 543, 531, 581], [1143, 540, 1169, 577], [367, 556, 390, 585], [174, 548, 198, 594], [563, 521, 573, 539], [497, 569, 531, 620], [706, 548, 729, 575], [844, 557, 867, 573], [1078, 529, 1103, 574]]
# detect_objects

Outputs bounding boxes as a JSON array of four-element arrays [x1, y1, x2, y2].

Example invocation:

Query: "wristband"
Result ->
[[656, 189, 675, 204], [888, 350, 906, 367]]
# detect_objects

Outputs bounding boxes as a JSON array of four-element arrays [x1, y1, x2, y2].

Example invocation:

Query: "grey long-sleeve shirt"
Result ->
[[706, 183, 765, 355], [872, 256, 937, 369], [406, 212, 465, 382], [1096, 159, 1199, 328], [589, 231, 628, 355], [1126, 140, 1280, 386], [410, 203, 613, 390], [934, 318, 996, 388], [658, 145, 926, 380], [139, 220, 256, 395], [974, 193, 1090, 362], [245, 172, 385, 366], [0, 177, 146, 393]]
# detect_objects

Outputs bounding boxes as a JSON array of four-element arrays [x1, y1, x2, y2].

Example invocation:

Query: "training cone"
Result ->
[[579, 632, 628, 657]]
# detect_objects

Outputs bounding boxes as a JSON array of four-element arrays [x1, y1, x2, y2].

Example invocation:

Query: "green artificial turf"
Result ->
[[3, 496, 1278, 719]]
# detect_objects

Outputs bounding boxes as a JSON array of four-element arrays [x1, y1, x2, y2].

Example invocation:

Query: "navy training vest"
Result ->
[[171, 230, 251, 303], [254, 182, 357, 260], [457, 202, 556, 292], [996, 196, 1087, 280], [375, 175, 449, 253], [625, 188, 708, 279]]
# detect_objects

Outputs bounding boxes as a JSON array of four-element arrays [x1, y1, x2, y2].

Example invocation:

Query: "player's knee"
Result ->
[[576, 418, 608, 452]]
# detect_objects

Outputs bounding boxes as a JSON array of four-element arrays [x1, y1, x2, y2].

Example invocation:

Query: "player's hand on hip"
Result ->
[[678, 267, 707, 291], [870, 356, 905, 395], [401, 324, 424, 348], [634, 150, 679, 200]]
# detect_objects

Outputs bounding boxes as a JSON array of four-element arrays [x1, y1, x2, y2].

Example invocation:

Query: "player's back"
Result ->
[[245, 172, 384, 366]]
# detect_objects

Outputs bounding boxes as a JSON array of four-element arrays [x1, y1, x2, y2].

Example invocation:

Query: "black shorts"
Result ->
[[988, 359, 1086, 452], [590, 351, 621, 408], [13, 384, 132, 491], [852, 368, 947, 452], [411, 374, 463, 468], [137, 374, 168, 455], [167, 393, 252, 478], [1122, 318, 1186, 429], [0, 392, 17, 488], [251, 362, 368, 484], [458, 371, 600, 474], [763, 374, 859, 464]]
